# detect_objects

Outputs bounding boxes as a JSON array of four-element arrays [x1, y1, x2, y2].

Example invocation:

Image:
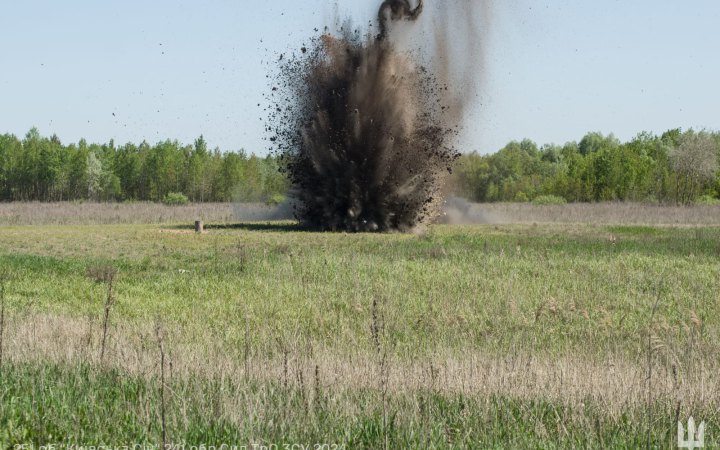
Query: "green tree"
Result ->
[[0, 134, 22, 200], [145, 140, 186, 201], [670, 131, 719, 204], [188, 136, 211, 201]]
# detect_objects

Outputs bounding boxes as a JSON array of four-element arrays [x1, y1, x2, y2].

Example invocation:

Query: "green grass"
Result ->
[[0, 222, 718, 447], [2, 362, 715, 448], [607, 225, 664, 236], [1, 223, 718, 355]]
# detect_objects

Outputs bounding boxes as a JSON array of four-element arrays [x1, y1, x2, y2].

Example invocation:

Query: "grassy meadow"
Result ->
[[0, 203, 719, 448]]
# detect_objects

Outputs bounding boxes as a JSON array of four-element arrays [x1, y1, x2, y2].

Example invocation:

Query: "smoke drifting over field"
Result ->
[[267, 0, 485, 231]]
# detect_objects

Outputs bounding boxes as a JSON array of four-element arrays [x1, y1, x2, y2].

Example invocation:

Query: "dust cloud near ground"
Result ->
[[435, 201, 720, 226], [434, 197, 501, 224], [232, 201, 294, 222]]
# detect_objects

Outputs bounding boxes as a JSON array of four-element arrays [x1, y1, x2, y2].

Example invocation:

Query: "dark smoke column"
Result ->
[[270, 0, 459, 232]]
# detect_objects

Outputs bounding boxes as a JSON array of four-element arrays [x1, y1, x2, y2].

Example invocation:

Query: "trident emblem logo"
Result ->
[[678, 417, 705, 449]]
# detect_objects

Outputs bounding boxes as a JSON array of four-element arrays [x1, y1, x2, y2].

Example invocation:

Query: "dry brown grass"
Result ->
[[0, 202, 234, 225], [4, 313, 717, 418], [447, 202, 720, 225]]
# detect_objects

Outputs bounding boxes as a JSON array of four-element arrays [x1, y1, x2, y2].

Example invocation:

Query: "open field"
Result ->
[[2, 200, 720, 226], [0, 204, 719, 447]]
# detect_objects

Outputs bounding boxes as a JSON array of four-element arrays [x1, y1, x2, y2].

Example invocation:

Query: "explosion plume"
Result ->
[[268, 0, 480, 232]]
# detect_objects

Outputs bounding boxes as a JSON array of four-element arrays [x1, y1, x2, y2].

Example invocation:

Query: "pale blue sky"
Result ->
[[2, 1, 719, 154]]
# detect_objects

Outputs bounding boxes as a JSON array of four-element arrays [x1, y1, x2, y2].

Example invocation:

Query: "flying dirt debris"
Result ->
[[377, 0, 424, 40], [267, 0, 483, 232]]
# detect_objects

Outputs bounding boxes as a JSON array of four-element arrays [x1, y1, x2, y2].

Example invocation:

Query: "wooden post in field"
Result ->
[[194, 220, 204, 233]]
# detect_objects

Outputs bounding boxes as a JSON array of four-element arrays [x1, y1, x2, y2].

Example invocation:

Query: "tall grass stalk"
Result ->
[[94, 266, 118, 363], [646, 283, 662, 450], [0, 272, 6, 370], [156, 319, 168, 448]]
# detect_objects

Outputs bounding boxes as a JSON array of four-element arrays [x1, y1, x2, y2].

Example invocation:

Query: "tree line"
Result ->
[[1, 127, 718, 204], [0, 128, 288, 203], [451, 129, 720, 205]]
